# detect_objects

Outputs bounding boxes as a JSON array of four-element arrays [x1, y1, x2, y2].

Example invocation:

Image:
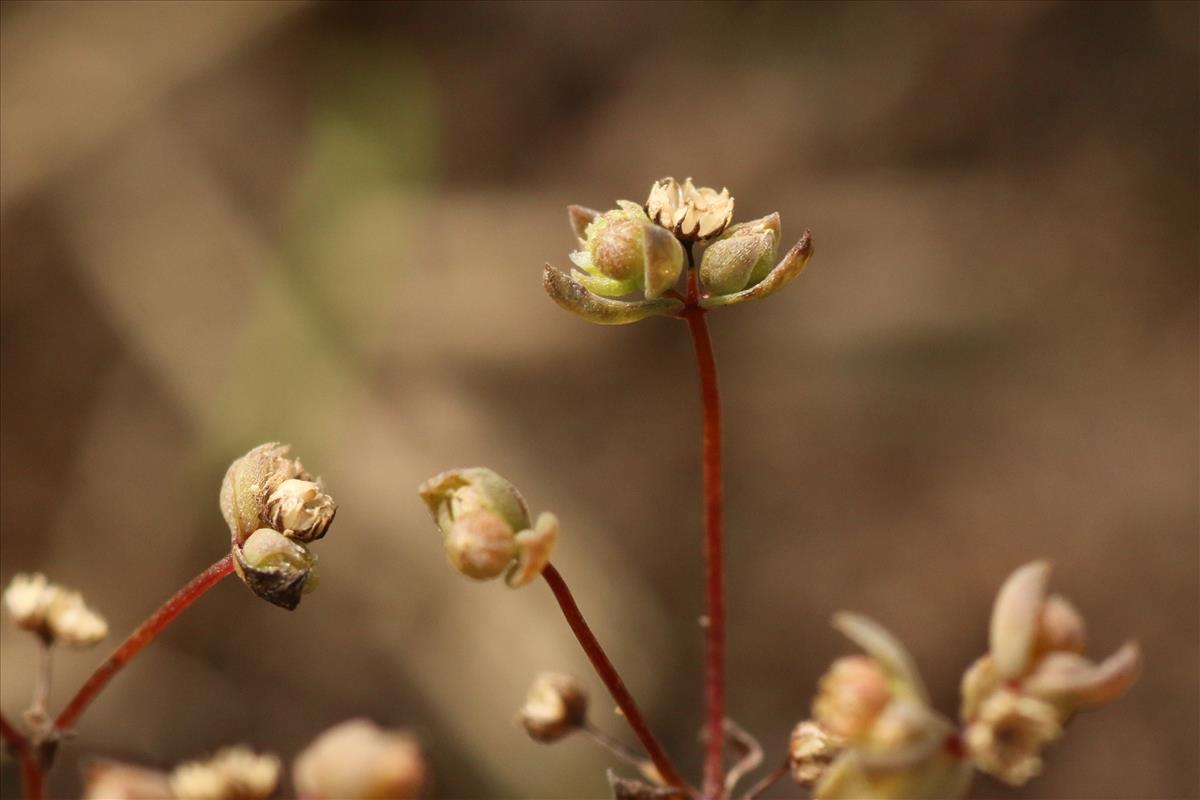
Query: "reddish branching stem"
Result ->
[[2, 712, 44, 800], [540, 564, 688, 793], [53, 554, 234, 732], [683, 262, 727, 799]]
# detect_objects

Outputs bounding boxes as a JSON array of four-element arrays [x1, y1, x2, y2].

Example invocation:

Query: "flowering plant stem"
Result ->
[[1, 713, 44, 800], [53, 553, 235, 733], [540, 564, 689, 793], [682, 251, 727, 800]]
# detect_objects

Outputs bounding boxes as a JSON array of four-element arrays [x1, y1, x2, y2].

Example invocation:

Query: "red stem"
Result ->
[[53, 554, 234, 732], [1, 712, 43, 800], [540, 564, 688, 793], [683, 265, 726, 800]]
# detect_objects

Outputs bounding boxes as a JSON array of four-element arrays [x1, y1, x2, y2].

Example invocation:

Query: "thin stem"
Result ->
[[53, 554, 234, 732], [683, 258, 727, 800], [582, 721, 656, 776], [736, 760, 789, 800], [540, 563, 689, 793], [28, 640, 53, 724], [1, 712, 43, 800]]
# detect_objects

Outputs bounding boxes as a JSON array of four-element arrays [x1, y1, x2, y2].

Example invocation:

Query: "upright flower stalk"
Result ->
[[683, 257, 728, 799]]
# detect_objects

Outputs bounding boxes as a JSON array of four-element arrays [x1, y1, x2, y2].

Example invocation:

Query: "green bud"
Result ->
[[567, 201, 683, 300], [699, 212, 780, 296], [700, 231, 814, 310], [418, 468, 559, 587]]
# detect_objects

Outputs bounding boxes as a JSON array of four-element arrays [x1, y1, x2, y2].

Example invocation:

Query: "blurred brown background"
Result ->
[[1, 2, 1196, 798]]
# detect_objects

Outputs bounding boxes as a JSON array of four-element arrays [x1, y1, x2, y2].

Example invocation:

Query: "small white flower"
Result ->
[[3, 573, 59, 631], [46, 590, 108, 647]]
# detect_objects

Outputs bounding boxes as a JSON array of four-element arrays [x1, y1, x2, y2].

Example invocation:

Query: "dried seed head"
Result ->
[[518, 671, 588, 743], [788, 720, 841, 787], [233, 528, 318, 611], [83, 761, 173, 800], [813, 656, 892, 741], [267, 479, 337, 543], [646, 177, 734, 240], [169, 747, 280, 800], [964, 689, 1061, 786], [419, 468, 558, 587], [293, 718, 427, 800]]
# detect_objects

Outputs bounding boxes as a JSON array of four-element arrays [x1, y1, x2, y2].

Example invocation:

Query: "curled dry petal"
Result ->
[[990, 560, 1051, 680], [699, 232, 813, 310], [1021, 642, 1141, 713], [832, 612, 929, 704], [543, 265, 684, 325], [507, 512, 559, 588]]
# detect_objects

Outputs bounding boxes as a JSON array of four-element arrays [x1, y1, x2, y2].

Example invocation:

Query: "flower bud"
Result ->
[[698, 231, 814, 310], [419, 468, 558, 587], [83, 761, 173, 800], [813, 656, 891, 741], [1033, 594, 1086, 656], [788, 720, 841, 787], [293, 719, 427, 800], [646, 177, 734, 240], [233, 528, 318, 611], [699, 213, 780, 296], [569, 202, 684, 300], [267, 478, 336, 543], [444, 510, 519, 580], [169, 747, 280, 800], [518, 671, 588, 743]]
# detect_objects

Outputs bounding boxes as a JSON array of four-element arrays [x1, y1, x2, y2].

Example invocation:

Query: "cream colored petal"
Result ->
[[506, 512, 558, 588], [1022, 642, 1140, 712], [991, 560, 1052, 679], [832, 612, 929, 704]]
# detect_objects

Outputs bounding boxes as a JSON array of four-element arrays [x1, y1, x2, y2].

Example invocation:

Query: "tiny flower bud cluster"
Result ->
[[3, 572, 108, 647], [544, 177, 813, 325], [517, 671, 589, 743], [418, 467, 558, 588], [220, 443, 338, 610]]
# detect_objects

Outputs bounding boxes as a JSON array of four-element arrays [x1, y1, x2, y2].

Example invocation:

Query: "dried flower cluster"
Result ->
[[220, 443, 338, 609], [3, 573, 107, 647]]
